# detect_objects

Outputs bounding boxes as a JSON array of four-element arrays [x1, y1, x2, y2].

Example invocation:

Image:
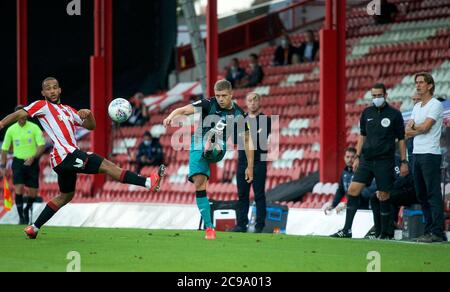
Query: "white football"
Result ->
[[108, 98, 132, 123]]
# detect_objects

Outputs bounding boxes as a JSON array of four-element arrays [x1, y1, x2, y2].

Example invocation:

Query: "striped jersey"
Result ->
[[24, 100, 84, 168]]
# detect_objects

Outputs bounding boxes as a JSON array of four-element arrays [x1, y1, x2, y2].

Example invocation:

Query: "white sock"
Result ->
[[32, 225, 39, 232], [145, 178, 152, 189]]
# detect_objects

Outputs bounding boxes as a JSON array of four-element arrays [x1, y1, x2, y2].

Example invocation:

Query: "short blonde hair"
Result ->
[[214, 79, 232, 92], [246, 92, 262, 100]]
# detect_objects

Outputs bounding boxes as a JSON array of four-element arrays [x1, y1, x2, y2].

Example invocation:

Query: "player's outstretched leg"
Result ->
[[99, 159, 166, 192], [24, 192, 75, 239]]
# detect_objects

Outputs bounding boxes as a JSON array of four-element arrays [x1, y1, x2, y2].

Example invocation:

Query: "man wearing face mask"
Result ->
[[273, 33, 298, 66], [331, 83, 408, 239], [136, 131, 164, 174]]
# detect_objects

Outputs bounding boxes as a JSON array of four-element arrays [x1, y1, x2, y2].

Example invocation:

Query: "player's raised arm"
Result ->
[[78, 109, 96, 130], [0, 109, 29, 130], [163, 104, 196, 127]]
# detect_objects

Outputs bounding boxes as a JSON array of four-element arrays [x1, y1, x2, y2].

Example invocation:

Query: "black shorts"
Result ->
[[352, 157, 395, 193], [53, 150, 104, 194], [12, 157, 40, 189]]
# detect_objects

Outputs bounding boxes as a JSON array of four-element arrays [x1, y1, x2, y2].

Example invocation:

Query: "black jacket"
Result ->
[[273, 44, 298, 66], [225, 67, 246, 87], [298, 41, 319, 63], [332, 166, 354, 208], [238, 113, 271, 164], [360, 103, 405, 160], [245, 64, 264, 87]]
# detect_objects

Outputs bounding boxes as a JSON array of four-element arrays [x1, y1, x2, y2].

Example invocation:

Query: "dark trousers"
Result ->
[[236, 160, 267, 229], [413, 154, 444, 237]]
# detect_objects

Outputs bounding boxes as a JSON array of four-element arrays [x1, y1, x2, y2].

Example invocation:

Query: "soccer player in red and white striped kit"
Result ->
[[0, 77, 165, 239]]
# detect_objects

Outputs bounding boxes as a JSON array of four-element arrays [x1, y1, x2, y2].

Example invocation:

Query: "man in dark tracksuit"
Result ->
[[234, 92, 271, 233], [331, 83, 409, 239]]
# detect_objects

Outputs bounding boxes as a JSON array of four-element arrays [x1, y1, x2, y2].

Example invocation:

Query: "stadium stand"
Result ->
[[4, 0, 447, 230]]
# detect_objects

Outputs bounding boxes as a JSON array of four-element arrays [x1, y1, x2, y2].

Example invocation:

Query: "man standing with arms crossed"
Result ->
[[406, 73, 445, 243], [1, 105, 46, 224]]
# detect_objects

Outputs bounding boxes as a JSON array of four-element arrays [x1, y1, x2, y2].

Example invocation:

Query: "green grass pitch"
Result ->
[[1, 225, 449, 272]]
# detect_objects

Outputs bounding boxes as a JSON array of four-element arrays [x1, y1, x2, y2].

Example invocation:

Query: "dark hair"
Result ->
[[372, 83, 387, 94], [143, 131, 152, 138], [15, 105, 25, 112], [345, 147, 357, 154], [414, 72, 435, 95], [249, 53, 258, 60], [42, 77, 58, 89]]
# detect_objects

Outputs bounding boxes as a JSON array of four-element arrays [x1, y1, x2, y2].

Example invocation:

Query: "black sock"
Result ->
[[120, 170, 147, 188], [196, 190, 207, 198], [370, 196, 381, 236], [34, 202, 59, 229], [343, 195, 360, 233], [15, 194, 24, 220], [380, 200, 393, 236], [24, 197, 35, 213]]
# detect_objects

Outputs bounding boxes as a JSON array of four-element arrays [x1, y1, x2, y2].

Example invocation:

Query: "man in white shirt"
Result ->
[[406, 72, 445, 243]]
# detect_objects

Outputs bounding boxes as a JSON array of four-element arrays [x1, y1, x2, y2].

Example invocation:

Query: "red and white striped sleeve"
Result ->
[[24, 100, 46, 118], [67, 106, 83, 126]]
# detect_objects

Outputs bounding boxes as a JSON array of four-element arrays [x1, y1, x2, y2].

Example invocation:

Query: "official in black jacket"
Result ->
[[331, 83, 409, 239]]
